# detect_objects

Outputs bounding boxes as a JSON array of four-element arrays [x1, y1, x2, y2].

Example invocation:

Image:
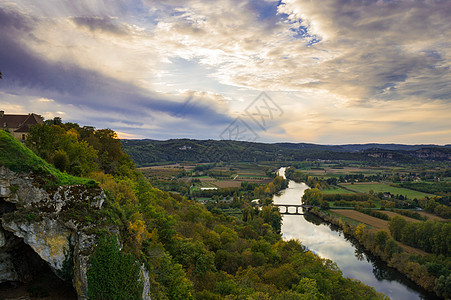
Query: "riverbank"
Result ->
[[309, 208, 442, 299]]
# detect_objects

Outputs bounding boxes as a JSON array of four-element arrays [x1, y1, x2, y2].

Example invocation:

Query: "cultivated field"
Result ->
[[340, 182, 432, 199], [213, 180, 242, 188], [304, 166, 390, 176], [322, 186, 356, 195], [374, 211, 420, 223], [332, 210, 390, 232]]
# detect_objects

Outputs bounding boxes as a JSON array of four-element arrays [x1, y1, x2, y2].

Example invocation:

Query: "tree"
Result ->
[[434, 274, 451, 299], [374, 230, 389, 251], [388, 216, 407, 241], [261, 205, 282, 233], [302, 188, 323, 206], [52, 149, 70, 172]]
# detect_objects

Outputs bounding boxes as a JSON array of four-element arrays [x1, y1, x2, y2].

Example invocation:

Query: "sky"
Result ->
[[0, 0, 450, 145]]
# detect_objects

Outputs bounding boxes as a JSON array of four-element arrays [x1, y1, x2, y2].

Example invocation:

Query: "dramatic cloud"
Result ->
[[0, 0, 449, 143]]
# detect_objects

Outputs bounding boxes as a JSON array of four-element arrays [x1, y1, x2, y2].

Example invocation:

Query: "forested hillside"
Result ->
[[121, 139, 451, 166], [0, 122, 388, 299]]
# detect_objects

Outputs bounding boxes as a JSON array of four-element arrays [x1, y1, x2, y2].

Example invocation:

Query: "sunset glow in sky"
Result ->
[[1, 0, 450, 144]]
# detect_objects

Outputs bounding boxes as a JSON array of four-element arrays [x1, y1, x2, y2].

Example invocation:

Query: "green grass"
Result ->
[[341, 183, 432, 199], [322, 186, 356, 195], [0, 130, 92, 186]]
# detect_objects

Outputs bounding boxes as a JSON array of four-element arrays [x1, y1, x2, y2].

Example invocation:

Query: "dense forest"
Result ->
[[122, 139, 451, 166], [1, 122, 389, 299]]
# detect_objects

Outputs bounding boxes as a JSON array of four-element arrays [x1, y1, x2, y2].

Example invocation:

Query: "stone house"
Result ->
[[0, 111, 44, 141]]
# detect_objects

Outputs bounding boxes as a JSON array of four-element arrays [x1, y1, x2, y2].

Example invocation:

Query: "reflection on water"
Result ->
[[274, 169, 438, 300]]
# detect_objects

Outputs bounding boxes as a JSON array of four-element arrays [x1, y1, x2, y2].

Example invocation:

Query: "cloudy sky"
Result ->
[[1, 0, 450, 144]]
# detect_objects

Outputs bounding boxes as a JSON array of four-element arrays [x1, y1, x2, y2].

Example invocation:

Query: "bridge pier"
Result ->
[[273, 204, 313, 215]]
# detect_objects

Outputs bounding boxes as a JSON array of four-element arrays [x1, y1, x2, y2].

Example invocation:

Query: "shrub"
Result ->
[[87, 236, 143, 300]]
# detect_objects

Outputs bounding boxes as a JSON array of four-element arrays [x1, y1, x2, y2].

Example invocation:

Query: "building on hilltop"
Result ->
[[0, 111, 44, 141]]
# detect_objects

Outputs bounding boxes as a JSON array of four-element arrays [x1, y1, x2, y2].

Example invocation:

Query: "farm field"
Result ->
[[213, 180, 242, 188], [138, 167, 184, 179], [332, 209, 390, 232], [306, 166, 381, 176], [140, 162, 278, 195], [322, 186, 356, 195], [416, 211, 448, 222], [340, 183, 432, 199], [374, 211, 420, 223]]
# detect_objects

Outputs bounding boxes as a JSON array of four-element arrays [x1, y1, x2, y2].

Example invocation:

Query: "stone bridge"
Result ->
[[274, 204, 313, 215]]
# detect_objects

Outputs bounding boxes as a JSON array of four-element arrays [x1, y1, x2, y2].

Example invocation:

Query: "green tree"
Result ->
[[261, 205, 282, 233], [293, 277, 324, 299], [302, 188, 323, 206], [388, 216, 407, 241], [434, 274, 451, 299], [375, 230, 389, 250], [52, 149, 70, 172]]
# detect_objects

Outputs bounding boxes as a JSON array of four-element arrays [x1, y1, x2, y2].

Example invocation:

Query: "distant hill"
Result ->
[[272, 142, 346, 152], [122, 139, 451, 166], [337, 143, 451, 152]]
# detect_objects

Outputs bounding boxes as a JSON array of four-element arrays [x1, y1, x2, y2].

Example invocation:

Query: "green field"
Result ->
[[340, 183, 432, 199], [322, 186, 356, 195]]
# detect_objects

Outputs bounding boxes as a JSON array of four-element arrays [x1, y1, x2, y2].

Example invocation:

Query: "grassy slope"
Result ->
[[0, 130, 90, 185]]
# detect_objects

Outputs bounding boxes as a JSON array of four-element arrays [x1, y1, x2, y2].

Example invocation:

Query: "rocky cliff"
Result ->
[[0, 166, 106, 299], [0, 128, 151, 299], [0, 166, 107, 298]]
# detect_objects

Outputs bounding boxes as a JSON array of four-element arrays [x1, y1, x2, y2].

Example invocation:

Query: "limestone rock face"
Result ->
[[2, 218, 71, 271], [72, 231, 97, 299], [141, 264, 152, 300], [0, 166, 106, 299]]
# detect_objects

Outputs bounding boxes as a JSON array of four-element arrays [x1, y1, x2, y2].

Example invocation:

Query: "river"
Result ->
[[273, 167, 438, 300]]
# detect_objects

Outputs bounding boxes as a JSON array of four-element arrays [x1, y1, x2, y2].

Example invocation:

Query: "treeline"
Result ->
[[402, 181, 451, 194], [355, 207, 390, 220], [285, 167, 328, 189], [388, 216, 451, 256], [324, 193, 377, 208], [253, 175, 288, 199], [401, 182, 451, 195], [122, 139, 423, 166], [302, 188, 379, 209], [193, 163, 216, 172], [417, 197, 451, 219], [302, 188, 330, 209], [391, 209, 427, 221], [312, 209, 450, 298]]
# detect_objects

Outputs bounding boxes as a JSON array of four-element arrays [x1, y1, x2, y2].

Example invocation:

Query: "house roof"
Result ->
[[0, 113, 44, 132]]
